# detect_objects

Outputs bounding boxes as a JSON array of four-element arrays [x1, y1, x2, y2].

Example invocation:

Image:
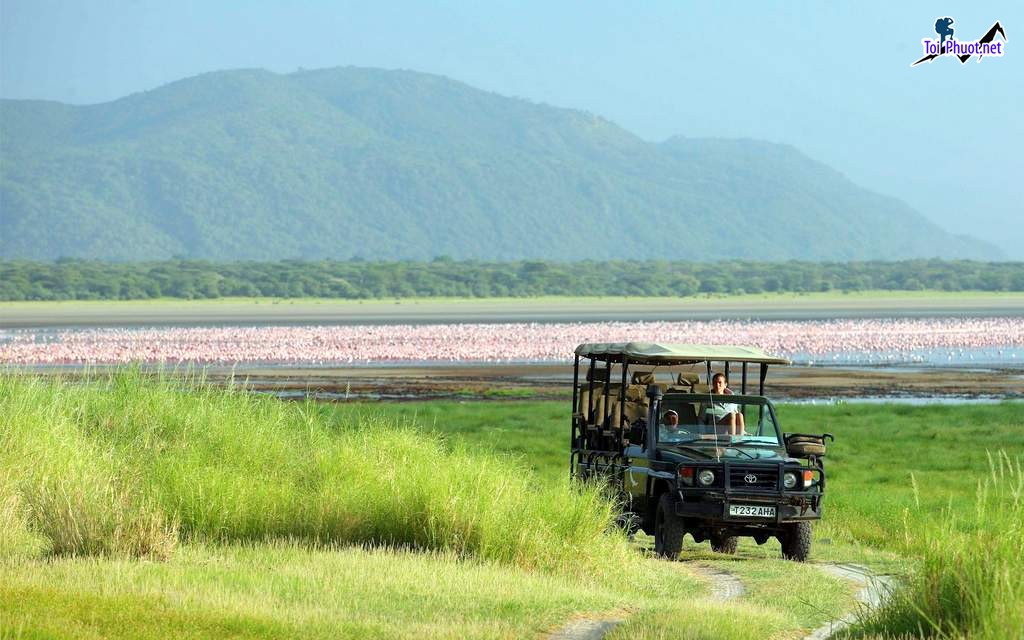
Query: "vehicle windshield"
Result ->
[[656, 394, 782, 447]]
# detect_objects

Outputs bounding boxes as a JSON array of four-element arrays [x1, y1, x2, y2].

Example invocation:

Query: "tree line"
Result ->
[[1, 259, 1022, 301]]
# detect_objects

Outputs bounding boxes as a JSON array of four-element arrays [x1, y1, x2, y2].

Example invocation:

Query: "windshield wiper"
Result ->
[[724, 446, 756, 459]]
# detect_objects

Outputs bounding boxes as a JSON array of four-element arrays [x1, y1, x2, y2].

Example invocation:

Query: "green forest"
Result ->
[[0, 68, 996, 263], [1, 259, 1022, 301]]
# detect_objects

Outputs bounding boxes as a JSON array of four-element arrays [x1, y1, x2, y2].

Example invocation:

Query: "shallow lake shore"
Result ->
[[4, 292, 1024, 328], [17, 362, 1023, 402]]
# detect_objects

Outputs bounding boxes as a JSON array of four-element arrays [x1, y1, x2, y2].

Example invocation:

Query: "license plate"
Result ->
[[728, 504, 776, 518]]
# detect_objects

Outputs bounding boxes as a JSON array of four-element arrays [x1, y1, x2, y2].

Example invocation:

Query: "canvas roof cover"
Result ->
[[574, 342, 790, 365]]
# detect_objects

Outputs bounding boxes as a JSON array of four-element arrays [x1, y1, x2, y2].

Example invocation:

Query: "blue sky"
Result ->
[[2, 1, 1021, 257]]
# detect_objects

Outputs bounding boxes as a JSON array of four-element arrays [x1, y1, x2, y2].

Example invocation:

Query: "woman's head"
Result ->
[[711, 373, 728, 393]]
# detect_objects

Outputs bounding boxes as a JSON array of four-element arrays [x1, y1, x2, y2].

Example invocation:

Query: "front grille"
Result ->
[[729, 466, 778, 491]]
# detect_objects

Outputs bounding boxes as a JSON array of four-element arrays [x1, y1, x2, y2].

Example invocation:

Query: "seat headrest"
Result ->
[[631, 371, 656, 385], [676, 373, 700, 386], [625, 385, 647, 401]]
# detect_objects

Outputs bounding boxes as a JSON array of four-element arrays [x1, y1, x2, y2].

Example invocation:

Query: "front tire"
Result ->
[[780, 522, 812, 561], [654, 493, 684, 560]]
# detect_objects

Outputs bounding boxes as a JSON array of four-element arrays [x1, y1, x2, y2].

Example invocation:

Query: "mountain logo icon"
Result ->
[[912, 18, 1006, 66]]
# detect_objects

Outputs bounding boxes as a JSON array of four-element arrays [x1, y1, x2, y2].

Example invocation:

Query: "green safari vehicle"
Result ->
[[570, 343, 833, 561]]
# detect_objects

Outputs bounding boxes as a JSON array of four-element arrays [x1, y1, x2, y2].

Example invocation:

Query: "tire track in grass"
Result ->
[[544, 563, 744, 639], [546, 560, 893, 640], [688, 564, 746, 601], [804, 563, 896, 640], [545, 616, 626, 640]]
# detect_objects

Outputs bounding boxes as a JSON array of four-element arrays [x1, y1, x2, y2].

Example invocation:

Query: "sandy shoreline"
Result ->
[[4, 294, 1024, 328]]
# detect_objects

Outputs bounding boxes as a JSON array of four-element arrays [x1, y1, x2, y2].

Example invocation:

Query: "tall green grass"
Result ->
[[6, 377, 1024, 638], [847, 452, 1023, 639], [0, 374, 178, 559], [768, 404, 1024, 638], [0, 372, 629, 575]]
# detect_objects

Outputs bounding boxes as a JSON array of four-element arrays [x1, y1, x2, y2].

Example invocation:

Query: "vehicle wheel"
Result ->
[[654, 493, 684, 560], [710, 533, 738, 554], [780, 522, 812, 561]]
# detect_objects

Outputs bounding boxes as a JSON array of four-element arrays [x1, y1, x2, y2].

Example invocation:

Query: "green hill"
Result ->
[[0, 66, 998, 261]]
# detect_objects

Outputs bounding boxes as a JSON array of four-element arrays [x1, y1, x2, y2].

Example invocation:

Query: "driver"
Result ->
[[701, 373, 745, 435], [661, 410, 680, 430]]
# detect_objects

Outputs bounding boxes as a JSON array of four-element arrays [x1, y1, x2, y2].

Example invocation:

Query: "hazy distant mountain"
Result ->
[[0, 67, 999, 261]]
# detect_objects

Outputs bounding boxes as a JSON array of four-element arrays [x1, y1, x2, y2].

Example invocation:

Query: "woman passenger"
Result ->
[[702, 373, 745, 435]]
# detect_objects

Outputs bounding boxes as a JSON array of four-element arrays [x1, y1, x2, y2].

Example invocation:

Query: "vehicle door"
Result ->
[[624, 443, 651, 516]]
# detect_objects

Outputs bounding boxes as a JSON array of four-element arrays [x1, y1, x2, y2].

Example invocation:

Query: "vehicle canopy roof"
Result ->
[[574, 342, 790, 366]]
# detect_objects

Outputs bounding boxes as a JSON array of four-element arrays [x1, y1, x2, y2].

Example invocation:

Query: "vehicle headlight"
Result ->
[[783, 472, 798, 489], [697, 469, 715, 486]]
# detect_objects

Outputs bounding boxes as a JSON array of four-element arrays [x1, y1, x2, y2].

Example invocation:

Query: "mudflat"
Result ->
[[28, 362, 1023, 402], [221, 362, 1024, 401], [3, 293, 1024, 328]]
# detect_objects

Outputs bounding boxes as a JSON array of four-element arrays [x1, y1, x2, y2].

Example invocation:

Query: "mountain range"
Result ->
[[0, 66, 998, 261]]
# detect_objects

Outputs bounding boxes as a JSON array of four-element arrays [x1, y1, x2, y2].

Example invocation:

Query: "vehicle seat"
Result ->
[[579, 367, 612, 424], [577, 387, 605, 424], [677, 403, 699, 426], [622, 384, 649, 424], [604, 396, 621, 428], [577, 387, 589, 417], [676, 373, 700, 388], [589, 393, 606, 426], [631, 371, 655, 385]]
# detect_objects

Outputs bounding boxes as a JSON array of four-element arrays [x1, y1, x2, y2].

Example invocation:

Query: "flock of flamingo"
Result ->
[[1, 317, 1021, 366]]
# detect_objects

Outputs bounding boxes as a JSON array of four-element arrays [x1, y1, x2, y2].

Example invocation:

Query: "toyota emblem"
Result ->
[[743, 474, 758, 484]]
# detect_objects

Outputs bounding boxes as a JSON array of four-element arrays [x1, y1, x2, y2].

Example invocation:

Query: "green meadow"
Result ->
[[2, 372, 1022, 638]]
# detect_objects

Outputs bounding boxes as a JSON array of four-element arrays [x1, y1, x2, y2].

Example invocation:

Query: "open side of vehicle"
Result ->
[[570, 342, 833, 561]]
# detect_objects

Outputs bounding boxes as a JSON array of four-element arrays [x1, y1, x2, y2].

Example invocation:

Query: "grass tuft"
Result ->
[[22, 479, 178, 559]]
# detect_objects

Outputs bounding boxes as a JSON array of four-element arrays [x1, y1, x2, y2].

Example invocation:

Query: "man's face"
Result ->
[[665, 412, 679, 426], [712, 376, 727, 393]]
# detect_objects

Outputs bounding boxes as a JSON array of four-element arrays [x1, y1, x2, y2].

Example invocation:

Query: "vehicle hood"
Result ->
[[660, 444, 788, 462]]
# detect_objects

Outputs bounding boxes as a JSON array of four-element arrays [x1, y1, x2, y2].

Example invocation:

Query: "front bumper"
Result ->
[[674, 490, 822, 524]]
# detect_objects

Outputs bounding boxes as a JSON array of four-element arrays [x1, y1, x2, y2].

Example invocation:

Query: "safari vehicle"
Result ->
[[570, 343, 833, 561]]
